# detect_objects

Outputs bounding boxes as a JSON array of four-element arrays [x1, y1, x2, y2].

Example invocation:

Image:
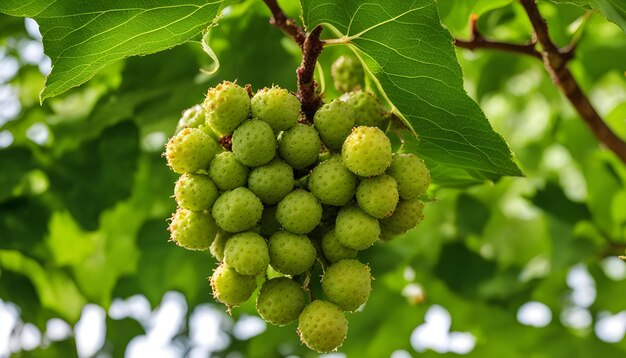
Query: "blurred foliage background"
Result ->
[[1, 0, 626, 357]]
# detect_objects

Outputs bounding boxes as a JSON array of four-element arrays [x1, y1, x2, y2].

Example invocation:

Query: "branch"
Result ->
[[263, 0, 324, 124], [519, 0, 626, 164], [297, 26, 324, 123], [262, 0, 305, 46], [454, 15, 541, 59], [454, 5, 626, 164]]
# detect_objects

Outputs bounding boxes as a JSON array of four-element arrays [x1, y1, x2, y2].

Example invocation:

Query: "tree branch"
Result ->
[[262, 0, 305, 46], [519, 0, 626, 164], [454, 4, 626, 164], [263, 0, 324, 123], [454, 14, 542, 59], [297, 26, 324, 123]]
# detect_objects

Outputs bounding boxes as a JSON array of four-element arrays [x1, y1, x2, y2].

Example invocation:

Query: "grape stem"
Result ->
[[455, 1, 626, 164], [263, 0, 324, 123]]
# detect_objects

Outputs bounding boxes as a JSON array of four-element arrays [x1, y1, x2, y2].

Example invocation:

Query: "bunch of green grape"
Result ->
[[163, 66, 430, 352]]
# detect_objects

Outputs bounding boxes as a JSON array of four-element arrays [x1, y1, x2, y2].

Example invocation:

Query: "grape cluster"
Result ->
[[164, 80, 430, 353]]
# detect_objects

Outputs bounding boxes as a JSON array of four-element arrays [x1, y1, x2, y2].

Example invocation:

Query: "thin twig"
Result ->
[[263, 0, 324, 123], [454, 14, 542, 59], [519, 0, 626, 164]]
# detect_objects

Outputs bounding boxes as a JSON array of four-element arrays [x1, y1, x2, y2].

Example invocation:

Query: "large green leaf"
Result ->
[[302, 0, 522, 183], [0, 0, 226, 101], [549, 0, 626, 32], [0, 250, 86, 322]]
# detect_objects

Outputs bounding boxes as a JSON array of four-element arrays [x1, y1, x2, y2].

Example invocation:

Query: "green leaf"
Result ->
[[0, 148, 36, 203], [302, 0, 522, 183], [0, 0, 227, 101], [0, 250, 86, 322], [438, 0, 514, 37], [47, 121, 140, 230], [549, 0, 626, 32]]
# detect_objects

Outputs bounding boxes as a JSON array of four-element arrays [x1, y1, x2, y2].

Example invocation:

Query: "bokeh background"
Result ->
[[1, 0, 626, 357]]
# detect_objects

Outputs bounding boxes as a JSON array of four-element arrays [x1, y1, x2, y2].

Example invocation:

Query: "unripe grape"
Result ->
[[251, 86, 300, 131], [208, 151, 249, 191], [224, 231, 269, 276], [248, 158, 294, 204], [276, 189, 323, 234], [298, 300, 348, 353], [321, 229, 357, 263], [340, 90, 388, 130], [175, 104, 210, 135], [322, 259, 372, 312], [268, 231, 316, 275], [356, 174, 399, 218], [386, 153, 430, 199], [174, 173, 219, 211], [331, 54, 365, 93], [278, 124, 321, 169], [212, 187, 263, 232], [204, 81, 250, 136], [335, 205, 380, 250], [308, 156, 357, 206], [380, 199, 425, 234], [210, 263, 256, 307], [165, 128, 221, 174], [168, 208, 218, 250], [232, 119, 277, 167], [256, 277, 306, 326], [341, 126, 391, 177], [314, 99, 355, 151]]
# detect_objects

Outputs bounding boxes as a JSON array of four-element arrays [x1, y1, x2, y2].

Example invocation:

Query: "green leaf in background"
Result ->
[[438, 0, 514, 36], [0, 250, 86, 322], [302, 0, 522, 184], [0, 0, 226, 101], [549, 0, 626, 32], [47, 121, 140, 230], [0, 148, 35, 203]]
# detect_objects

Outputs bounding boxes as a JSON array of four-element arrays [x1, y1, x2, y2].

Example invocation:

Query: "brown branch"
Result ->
[[262, 0, 305, 46], [454, 5, 626, 164], [297, 26, 324, 123], [454, 14, 542, 59], [519, 0, 626, 164], [263, 0, 324, 124]]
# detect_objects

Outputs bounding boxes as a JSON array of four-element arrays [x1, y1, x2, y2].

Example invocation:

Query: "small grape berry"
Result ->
[[165, 128, 221, 174], [232, 119, 277, 167], [276, 189, 323, 234], [268, 231, 316, 275], [342, 126, 392, 177], [251, 86, 300, 132], [174, 173, 219, 212], [224, 231, 270, 276], [322, 259, 372, 312], [212, 187, 263, 233], [298, 300, 348, 353], [387, 153, 430, 199], [210, 263, 256, 307], [168, 208, 218, 251], [204, 81, 251, 136], [313, 99, 355, 151], [335, 205, 380, 250], [256, 277, 306, 326]]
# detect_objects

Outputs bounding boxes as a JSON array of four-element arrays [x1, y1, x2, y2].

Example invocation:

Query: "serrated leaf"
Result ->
[[549, 0, 626, 32], [302, 0, 522, 182], [0, 0, 226, 101]]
